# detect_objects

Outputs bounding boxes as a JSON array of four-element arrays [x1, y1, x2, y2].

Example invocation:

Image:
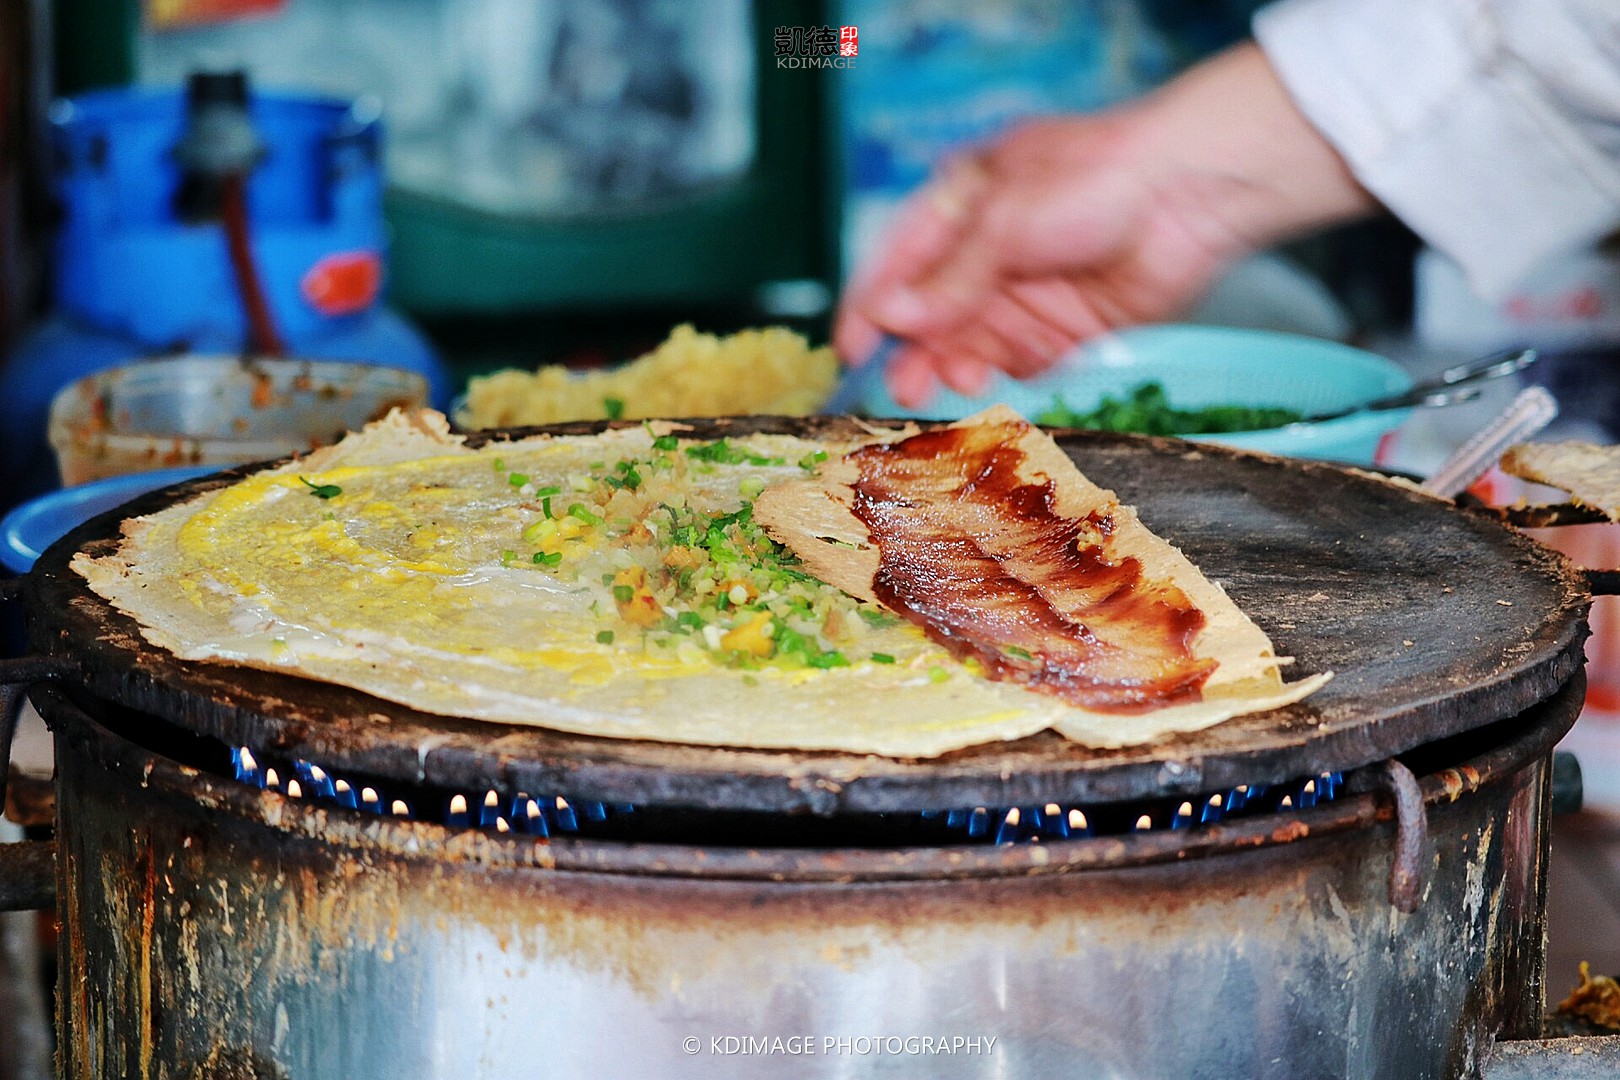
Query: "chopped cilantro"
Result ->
[[686, 439, 786, 467], [299, 476, 342, 499]]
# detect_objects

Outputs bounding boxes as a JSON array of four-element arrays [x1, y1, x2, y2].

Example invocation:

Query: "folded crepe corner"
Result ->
[[755, 405, 1330, 744]]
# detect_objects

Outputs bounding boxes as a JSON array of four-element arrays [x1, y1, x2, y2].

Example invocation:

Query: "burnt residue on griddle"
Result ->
[[847, 419, 1215, 713]]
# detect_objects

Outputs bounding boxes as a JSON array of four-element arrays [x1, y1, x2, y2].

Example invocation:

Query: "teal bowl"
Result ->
[[845, 325, 1414, 466]]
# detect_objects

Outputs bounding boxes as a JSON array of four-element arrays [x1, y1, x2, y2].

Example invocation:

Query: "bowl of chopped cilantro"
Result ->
[[846, 325, 1414, 466]]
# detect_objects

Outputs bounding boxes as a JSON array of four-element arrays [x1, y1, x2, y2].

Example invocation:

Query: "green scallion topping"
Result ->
[[596, 630, 615, 644], [870, 653, 896, 664], [612, 584, 635, 603], [603, 397, 625, 420], [651, 434, 678, 451], [568, 504, 603, 525], [298, 476, 342, 499], [532, 551, 563, 567]]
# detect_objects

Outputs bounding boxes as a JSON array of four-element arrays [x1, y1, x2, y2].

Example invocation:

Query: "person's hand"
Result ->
[[835, 43, 1377, 407]]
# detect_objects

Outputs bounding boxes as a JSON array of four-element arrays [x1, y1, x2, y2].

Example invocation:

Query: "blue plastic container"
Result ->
[[0, 466, 215, 576], [844, 325, 1415, 466], [0, 86, 447, 509]]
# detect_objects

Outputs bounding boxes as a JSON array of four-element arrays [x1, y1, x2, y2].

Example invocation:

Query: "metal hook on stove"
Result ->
[[0, 656, 74, 813], [1378, 758, 1430, 914]]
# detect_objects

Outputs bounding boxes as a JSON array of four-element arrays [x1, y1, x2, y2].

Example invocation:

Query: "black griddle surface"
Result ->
[[25, 417, 1590, 814]]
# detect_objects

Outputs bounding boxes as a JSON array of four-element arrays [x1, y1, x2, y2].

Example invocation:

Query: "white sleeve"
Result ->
[[1253, 0, 1620, 298]]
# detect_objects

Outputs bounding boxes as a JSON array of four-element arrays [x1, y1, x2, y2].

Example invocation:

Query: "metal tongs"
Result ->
[[1290, 348, 1538, 425]]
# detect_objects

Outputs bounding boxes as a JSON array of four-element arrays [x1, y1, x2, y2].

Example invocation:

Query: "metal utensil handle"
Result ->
[[1437, 347, 1538, 387], [1294, 381, 1483, 424], [0, 655, 70, 912]]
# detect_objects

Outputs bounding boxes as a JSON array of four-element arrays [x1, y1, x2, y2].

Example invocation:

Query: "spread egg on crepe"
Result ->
[[75, 407, 1327, 758]]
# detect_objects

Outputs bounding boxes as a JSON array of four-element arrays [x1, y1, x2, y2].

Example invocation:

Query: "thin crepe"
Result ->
[[74, 409, 1326, 757]]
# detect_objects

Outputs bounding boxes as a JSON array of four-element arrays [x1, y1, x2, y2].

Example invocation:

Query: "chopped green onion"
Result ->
[[493, 457, 505, 472], [501, 549, 518, 564], [596, 630, 615, 645], [603, 397, 625, 420], [541, 496, 553, 519], [798, 450, 829, 471], [1004, 645, 1033, 660], [928, 665, 949, 684], [508, 472, 529, 487], [870, 653, 896, 664], [651, 434, 678, 451], [568, 504, 603, 525], [532, 550, 563, 567], [739, 476, 766, 499], [534, 485, 562, 496], [612, 584, 635, 603], [298, 476, 342, 499]]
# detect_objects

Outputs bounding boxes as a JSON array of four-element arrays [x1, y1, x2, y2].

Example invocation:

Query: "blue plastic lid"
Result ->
[[1, 466, 216, 576]]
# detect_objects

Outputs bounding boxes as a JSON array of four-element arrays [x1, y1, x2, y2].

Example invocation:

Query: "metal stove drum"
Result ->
[[0, 418, 1602, 1079]]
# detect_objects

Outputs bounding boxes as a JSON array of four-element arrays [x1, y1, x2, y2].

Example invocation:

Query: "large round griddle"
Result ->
[[23, 416, 1590, 814]]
